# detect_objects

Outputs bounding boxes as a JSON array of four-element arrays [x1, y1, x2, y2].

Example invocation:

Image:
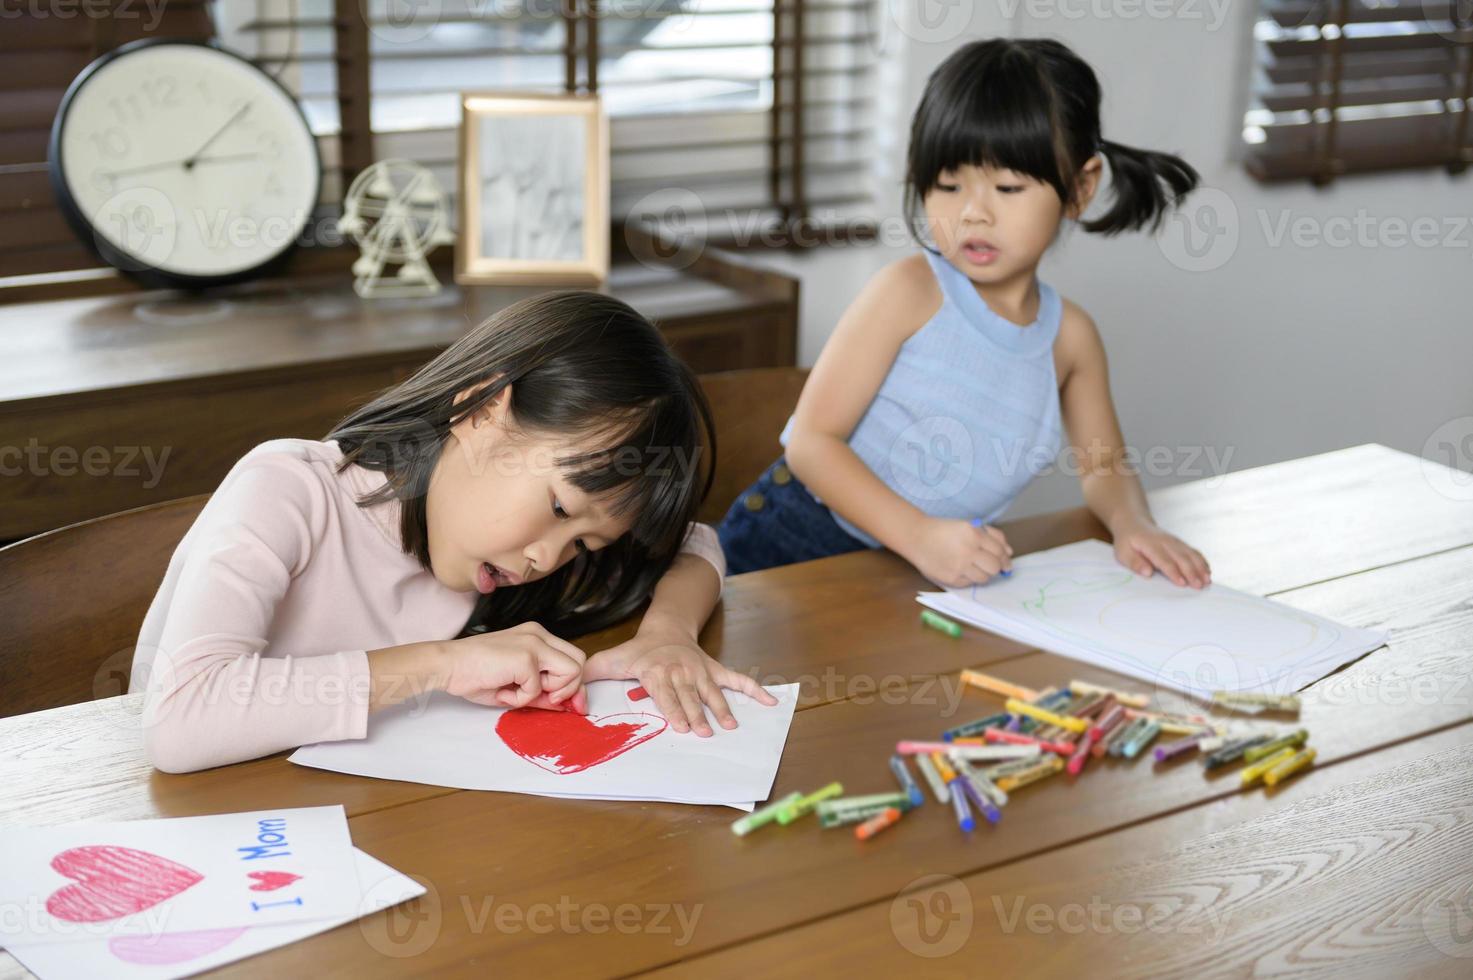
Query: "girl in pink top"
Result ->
[[133, 290, 773, 773]]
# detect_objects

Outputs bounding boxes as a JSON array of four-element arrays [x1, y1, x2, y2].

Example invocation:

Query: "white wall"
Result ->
[[757, 1, 1473, 520]]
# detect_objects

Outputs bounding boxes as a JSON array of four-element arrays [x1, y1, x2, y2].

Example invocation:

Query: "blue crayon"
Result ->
[[889, 755, 925, 808], [942, 712, 1013, 741], [950, 780, 975, 831], [958, 774, 1002, 824]]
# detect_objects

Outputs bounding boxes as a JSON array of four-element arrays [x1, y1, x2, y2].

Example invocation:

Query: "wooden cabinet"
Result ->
[[0, 255, 798, 539]]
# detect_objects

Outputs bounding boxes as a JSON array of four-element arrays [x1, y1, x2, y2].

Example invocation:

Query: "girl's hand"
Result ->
[[1112, 519, 1211, 589], [584, 627, 777, 736], [442, 622, 589, 712], [905, 516, 1013, 588]]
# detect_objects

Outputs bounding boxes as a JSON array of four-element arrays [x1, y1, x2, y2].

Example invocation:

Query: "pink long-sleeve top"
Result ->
[[131, 439, 726, 773]]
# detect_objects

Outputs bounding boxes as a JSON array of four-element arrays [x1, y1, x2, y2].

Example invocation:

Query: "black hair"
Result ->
[[904, 38, 1199, 241], [328, 290, 714, 639]]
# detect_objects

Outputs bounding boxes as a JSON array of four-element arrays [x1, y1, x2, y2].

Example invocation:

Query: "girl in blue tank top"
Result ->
[[719, 38, 1212, 591]]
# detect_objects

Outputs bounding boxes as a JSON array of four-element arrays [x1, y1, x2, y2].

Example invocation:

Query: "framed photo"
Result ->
[[456, 93, 609, 286]]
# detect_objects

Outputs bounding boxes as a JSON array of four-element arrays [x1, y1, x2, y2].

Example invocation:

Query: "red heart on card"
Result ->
[[247, 870, 301, 892], [496, 709, 667, 774], [47, 846, 203, 923], [109, 927, 249, 965]]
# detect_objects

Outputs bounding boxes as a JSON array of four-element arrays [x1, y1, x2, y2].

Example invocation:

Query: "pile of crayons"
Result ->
[[731, 664, 1314, 843]]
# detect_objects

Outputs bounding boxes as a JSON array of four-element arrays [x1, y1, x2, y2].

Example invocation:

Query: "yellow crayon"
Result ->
[[995, 755, 1064, 791], [1243, 729, 1310, 763], [930, 751, 958, 784], [1263, 748, 1316, 787], [1005, 698, 1089, 733], [1239, 747, 1298, 786], [961, 670, 1037, 702], [1067, 680, 1150, 708]]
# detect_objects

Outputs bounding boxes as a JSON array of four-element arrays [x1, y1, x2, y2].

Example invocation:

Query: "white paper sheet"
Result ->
[[288, 681, 799, 808], [918, 539, 1388, 700], [6, 847, 424, 980], [0, 806, 361, 947]]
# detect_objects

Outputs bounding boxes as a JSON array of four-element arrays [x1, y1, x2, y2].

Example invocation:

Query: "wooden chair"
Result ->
[[695, 366, 809, 525], [0, 366, 809, 718], [0, 494, 209, 718]]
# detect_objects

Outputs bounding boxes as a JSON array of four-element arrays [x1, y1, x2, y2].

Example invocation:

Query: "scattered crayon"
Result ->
[[920, 609, 963, 638], [1263, 747, 1316, 786], [731, 791, 803, 836], [1243, 729, 1310, 763], [1067, 729, 1099, 775], [1067, 680, 1151, 708], [1005, 697, 1090, 733], [856, 807, 905, 840], [1203, 736, 1274, 771], [959, 669, 1037, 702], [983, 727, 1075, 755], [1121, 720, 1162, 759], [1239, 747, 1299, 787], [950, 779, 976, 831], [996, 755, 1064, 791], [776, 782, 844, 825], [1154, 733, 1205, 762], [889, 755, 925, 807], [915, 752, 951, 804], [942, 712, 1013, 741], [1211, 691, 1301, 715]]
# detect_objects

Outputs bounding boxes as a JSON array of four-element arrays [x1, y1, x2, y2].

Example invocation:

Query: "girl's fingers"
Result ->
[[721, 667, 778, 705], [982, 524, 1013, 556], [645, 676, 690, 734], [1146, 542, 1188, 587], [674, 679, 711, 737], [697, 679, 738, 731]]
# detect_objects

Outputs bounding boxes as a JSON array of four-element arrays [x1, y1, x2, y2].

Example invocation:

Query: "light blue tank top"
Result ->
[[780, 248, 1065, 547]]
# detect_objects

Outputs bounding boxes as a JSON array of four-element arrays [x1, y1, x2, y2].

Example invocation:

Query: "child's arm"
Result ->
[[584, 524, 777, 736], [1056, 302, 1211, 589], [783, 257, 1012, 586], [138, 457, 376, 773]]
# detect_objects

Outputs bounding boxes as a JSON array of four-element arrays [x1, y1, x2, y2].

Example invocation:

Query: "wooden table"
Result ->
[[3, 443, 1471, 978]]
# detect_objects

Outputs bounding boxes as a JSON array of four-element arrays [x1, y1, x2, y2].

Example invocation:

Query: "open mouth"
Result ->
[[960, 239, 999, 264], [476, 561, 522, 594]]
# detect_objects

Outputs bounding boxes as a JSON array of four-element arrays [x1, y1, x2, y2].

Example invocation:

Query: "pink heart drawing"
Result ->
[[496, 709, 667, 774], [108, 927, 250, 965], [247, 870, 301, 892], [47, 846, 203, 923]]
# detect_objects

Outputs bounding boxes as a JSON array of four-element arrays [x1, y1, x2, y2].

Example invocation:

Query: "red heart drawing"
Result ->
[[109, 927, 249, 965], [47, 846, 203, 923], [247, 870, 301, 892], [496, 709, 667, 774]]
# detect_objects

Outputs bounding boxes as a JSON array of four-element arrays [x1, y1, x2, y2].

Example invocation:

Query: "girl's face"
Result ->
[[425, 384, 633, 595], [923, 160, 1098, 282]]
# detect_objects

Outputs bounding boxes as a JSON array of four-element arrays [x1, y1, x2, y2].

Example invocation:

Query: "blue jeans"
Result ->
[[716, 457, 872, 575]]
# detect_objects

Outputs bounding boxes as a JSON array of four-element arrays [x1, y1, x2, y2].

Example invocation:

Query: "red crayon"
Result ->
[[984, 727, 1074, 755]]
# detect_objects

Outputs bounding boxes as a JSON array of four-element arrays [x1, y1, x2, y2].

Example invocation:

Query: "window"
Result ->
[[1242, 0, 1473, 182], [226, 0, 882, 244], [2, 0, 882, 285]]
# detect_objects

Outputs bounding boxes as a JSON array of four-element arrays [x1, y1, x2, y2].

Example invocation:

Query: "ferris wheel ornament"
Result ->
[[335, 159, 456, 298]]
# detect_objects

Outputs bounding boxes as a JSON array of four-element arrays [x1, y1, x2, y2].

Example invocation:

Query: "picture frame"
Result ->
[[456, 92, 609, 287]]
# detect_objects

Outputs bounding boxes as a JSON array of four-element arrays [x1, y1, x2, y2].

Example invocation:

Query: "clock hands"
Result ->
[[98, 152, 262, 183], [182, 100, 254, 170]]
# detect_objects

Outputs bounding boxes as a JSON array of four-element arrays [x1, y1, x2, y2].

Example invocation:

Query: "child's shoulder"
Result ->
[[215, 439, 348, 513], [873, 253, 942, 305], [1053, 294, 1106, 379], [845, 253, 944, 340]]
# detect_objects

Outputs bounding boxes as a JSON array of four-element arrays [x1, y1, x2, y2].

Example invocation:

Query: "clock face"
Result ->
[[52, 41, 320, 283]]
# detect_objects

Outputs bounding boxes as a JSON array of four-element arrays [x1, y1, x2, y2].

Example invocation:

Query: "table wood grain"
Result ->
[[2, 444, 1468, 978]]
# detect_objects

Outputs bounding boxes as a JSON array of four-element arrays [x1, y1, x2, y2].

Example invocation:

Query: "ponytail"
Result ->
[[1083, 139, 1200, 236]]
